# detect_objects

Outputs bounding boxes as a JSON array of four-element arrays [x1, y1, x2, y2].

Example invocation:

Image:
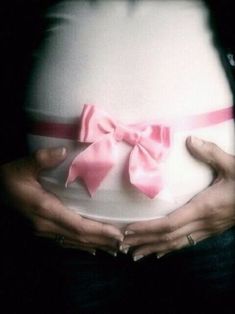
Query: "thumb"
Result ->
[[186, 136, 232, 173], [32, 147, 67, 174]]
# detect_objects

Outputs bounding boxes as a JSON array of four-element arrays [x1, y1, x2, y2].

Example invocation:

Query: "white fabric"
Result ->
[[25, 0, 235, 226]]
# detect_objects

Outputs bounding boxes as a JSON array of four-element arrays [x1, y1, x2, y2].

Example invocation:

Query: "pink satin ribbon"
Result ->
[[65, 104, 171, 198], [28, 105, 234, 199]]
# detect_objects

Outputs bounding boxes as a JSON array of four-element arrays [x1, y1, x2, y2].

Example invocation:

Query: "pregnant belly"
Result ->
[[25, 0, 235, 226], [26, 113, 234, 227]]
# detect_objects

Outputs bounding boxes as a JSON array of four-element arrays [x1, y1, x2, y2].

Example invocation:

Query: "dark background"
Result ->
[[0, 1, 234, 313]]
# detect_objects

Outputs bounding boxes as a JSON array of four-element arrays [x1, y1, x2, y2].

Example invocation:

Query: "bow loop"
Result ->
[[139, 125, 171, 160], [67, 104, 171, 199], [79, 104, 116, 142]]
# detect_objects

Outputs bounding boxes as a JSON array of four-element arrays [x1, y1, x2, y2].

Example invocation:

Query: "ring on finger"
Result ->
[[186, 234, 196, 246]]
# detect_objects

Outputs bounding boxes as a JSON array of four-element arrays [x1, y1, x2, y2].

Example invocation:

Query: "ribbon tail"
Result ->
[[129, 145, 164, 199], [66, 134, 117, 196]]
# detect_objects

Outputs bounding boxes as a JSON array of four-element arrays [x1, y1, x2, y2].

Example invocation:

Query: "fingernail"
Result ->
[[88, 249, 96, 256], [156, 253, 166, 259], [133, 255, 144, 262], [119, 244, 130, 254], [53, 147, 67, 158], [115, 234, 124, 242], [107, 251, 118, 257], [190, 136, 204, 147], [124, 230, 135, 236]]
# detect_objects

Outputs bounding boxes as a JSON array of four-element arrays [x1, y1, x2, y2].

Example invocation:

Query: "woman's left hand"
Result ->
[[121, 136, 235, 261]]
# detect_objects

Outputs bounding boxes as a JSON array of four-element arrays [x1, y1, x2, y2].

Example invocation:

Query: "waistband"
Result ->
[[26, 105, 234, 139]]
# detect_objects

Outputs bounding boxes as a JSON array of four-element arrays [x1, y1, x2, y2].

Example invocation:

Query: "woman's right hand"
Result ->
[[0, 147, 123, 255]]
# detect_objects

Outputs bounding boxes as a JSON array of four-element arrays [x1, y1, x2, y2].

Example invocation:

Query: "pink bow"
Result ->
[[66, 104, 171, 198]]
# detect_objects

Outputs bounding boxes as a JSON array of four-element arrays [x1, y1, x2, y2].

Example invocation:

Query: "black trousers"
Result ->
[[1, 209, 235, 314]]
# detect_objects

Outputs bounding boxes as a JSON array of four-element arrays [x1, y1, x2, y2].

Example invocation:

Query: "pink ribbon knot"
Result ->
[[66, 104, 171, 199]]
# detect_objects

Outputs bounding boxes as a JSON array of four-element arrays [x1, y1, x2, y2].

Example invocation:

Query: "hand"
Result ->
[[0, 147, 123, 255], [121, 136, 235, 261]]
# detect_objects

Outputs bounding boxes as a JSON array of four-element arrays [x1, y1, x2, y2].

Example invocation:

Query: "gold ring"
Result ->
[[186, 234, 196, 246]]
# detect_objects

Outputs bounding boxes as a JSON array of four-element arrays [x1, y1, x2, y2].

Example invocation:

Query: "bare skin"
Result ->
[[0, 147, 123, 255], [121, 136, 235, 260]]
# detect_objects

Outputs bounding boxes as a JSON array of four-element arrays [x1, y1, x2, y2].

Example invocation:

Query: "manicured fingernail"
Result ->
[[133, 255, 144, 262], [119, 244, 123, 251], [123, 247, 130, 254], [119, 244, 130, 254], [156, 253, 166, 259], [125, 230, 135, 236], [190, 136, 204, 147], [115, 235, 124, 242], [107, 251, 118, 257]]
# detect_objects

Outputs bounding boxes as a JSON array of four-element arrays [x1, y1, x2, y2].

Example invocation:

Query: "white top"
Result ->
[[25, 0, 235, 227]]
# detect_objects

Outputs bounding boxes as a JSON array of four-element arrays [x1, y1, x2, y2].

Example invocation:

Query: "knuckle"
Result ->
[[32, 202, 43, 215], [162, 233, 173, 243], [170, 239, 179, 250], [164, 217, 175, 233], [74, 221, 86, 236], [205, 209, 222, 229], [72, 227, 80, 238], [74, 223, 90, 239], [206, 202, 218, 216], [38, 199, 51, 213], [98, 223, 113, 238], [206, 142, 218, 157], [191, 197, 209, 218], [200, 198, 218, 219], [206, 220, 218, 231], [34, 198, 53, 216], [128, 238, 141, 246]]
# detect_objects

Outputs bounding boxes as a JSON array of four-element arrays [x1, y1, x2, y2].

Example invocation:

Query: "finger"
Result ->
[[157, 220, 205, 245], [123, 220, 204, 247], [61, 240, 118, 256], [33, 218, 79, 242], [125, 199, 200, 235], [35, 232, 111, 252], [125, 179, 225, 236], [49, 238, 97, 255], [57, 210, 123, 243], [32, 197, 122, 249], [20, 178, 123, 249], [61, 242, 118, 257], [31, 147, 67, 175], [132, 230, 210, 259], [78, 216, 124, 241], [186, 136, 234, 174], [35, 226, 119, 252], [30, 186, 124, 243]]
